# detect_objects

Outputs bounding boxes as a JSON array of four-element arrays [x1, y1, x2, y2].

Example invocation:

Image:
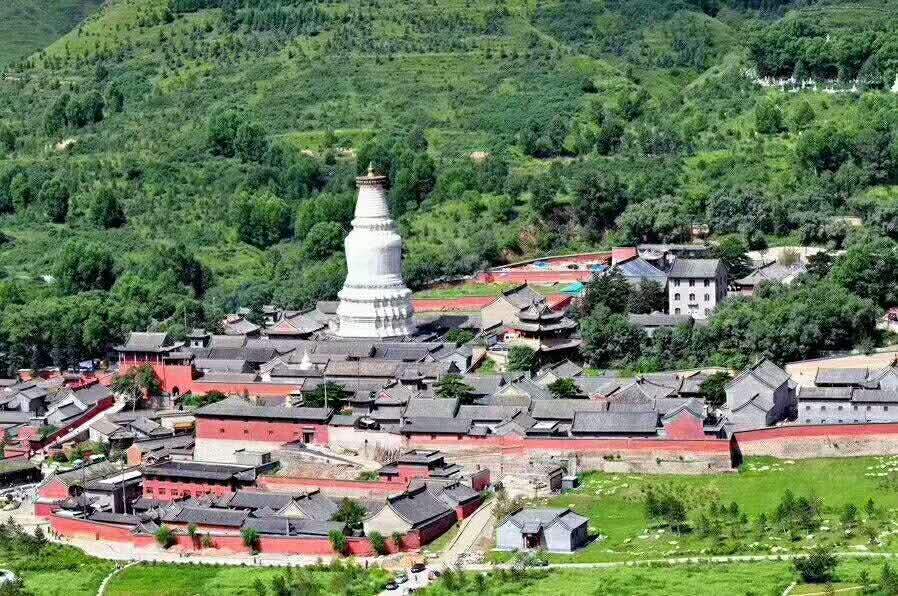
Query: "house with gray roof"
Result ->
[[667, 258, 726, 319], [814, 368, 870, 388], [495, 507, 589, 553], [733, 260, 806, 296], [725, 359, 794, 432], [363, 482, 457, 537], [628, 312, 694, 338]]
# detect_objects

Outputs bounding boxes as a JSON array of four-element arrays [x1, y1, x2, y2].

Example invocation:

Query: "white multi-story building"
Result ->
[[667, 258, 727, 319]]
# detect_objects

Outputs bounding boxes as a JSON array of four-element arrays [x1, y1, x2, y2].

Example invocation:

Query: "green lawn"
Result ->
[[0, 542, 115, 596], [106, 561, 392, 596], [423, 559, 886, 596], [492, 456, 898, 564], [413, 282, 560, 299]]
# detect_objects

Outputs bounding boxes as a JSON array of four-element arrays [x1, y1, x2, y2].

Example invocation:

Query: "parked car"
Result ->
[[385, 581, 398, 590], [410, 563, 426, 573], [395, 573, 408, 584]]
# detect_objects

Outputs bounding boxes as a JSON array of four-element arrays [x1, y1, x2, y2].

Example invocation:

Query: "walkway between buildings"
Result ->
[[438, 498, 496, 569]]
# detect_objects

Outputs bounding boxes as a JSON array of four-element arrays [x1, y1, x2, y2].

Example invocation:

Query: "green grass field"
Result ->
[[422, 559, 886, 596], [105, 561, 392, 596], [492, 456, 898, 564], [0, 541, 115, 596]]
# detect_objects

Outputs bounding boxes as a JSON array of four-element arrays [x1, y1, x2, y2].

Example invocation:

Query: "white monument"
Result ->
[[334, 165, 416, 338]]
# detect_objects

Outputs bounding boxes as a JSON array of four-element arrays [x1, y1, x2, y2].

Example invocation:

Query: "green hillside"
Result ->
[[0, 0, 896, 371], [0, 0, 103, 66]]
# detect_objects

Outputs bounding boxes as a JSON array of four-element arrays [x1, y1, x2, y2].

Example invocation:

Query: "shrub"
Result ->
[[369, 531, 389, 555], [155, 525, 175, 549], [242, 528, 261, 553], [329, 530, 349, 556], [391, 532, 405, 551], [793, 546, 837, 583]]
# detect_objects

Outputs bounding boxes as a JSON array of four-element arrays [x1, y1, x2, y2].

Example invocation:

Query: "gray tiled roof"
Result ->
[[852, 390, 898, 403], [531, 399, 607, 421], [194, 396, 331, 423], [457, 405, 523, 422], [162, 505, 248, 527], [404, 398, 459, 419], [815, 368, 869, 386], [502, 285, 546, 310], [502, 508, 588, 532], [143, 460, 258, 482], [194, 359, 251, 373], [668, 258, 723, 279], [628, 313, 694, 328], [402, 417, 472, 435], [119, 332, 170, 352], [798, 387, 853, 401], [571, 411, 658, 434], [74, 384, 112, 406], [384, 484, 454, 528]]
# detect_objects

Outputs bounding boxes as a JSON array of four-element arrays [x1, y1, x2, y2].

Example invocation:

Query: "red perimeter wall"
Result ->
[[196, 418, 329, 444], [49, 515, 432, 556]]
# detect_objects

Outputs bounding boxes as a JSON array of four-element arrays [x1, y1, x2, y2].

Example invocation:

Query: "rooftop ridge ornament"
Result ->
[[333, 165, 416, 338]]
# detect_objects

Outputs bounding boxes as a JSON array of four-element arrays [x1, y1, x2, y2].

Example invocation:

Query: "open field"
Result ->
[[492, 456, 898, 564], [421, 559, 887, 596], [0, 541, 115, 596]]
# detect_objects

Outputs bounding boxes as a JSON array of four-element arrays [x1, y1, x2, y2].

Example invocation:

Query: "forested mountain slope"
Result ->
[[0, 0, 103, 67], [0, 0, 897, 370]]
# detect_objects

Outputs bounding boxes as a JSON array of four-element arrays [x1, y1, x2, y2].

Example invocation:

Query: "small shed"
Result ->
[[495, 507, 589, 553]]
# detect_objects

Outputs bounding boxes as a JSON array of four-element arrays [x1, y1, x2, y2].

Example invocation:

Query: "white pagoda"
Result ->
[[334, 165, 416, 338]]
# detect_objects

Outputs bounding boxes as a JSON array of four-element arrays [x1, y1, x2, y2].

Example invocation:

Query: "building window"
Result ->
[[219, 428, 225, 434], [674, 280, 680, 287], [674, 293, 680, 301], [689, 294, 695, 301], [704, 294, 710, 301], [886, 406, 890, 411], [805, 419, 810, 423], [689, 280, 695, 287], [704, 308, 710, 315], [674, 308, 681, 314], [805, 405, 810, 410], [868, 405, 872, 411], [838, 405, 843, 411], [853, 406, 858, 411], [821, 406, 826, 411], [704, 279, 710, 287]]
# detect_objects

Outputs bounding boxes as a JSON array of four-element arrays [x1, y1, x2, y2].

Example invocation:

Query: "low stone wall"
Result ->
[[735, 423, 898, 460]]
